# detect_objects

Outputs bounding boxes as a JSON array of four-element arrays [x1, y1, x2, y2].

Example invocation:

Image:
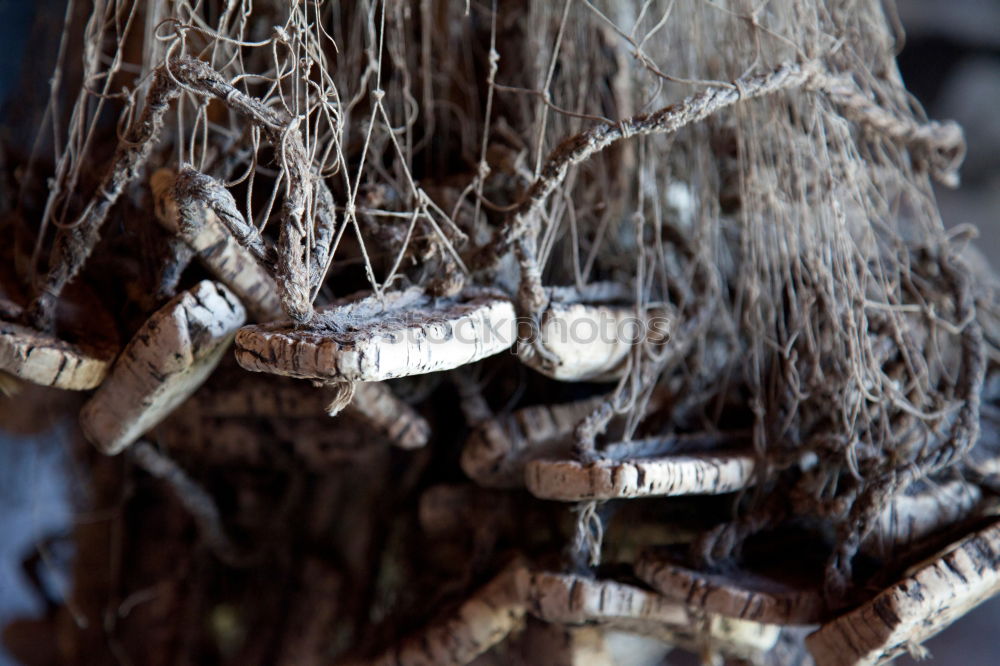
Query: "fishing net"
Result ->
[[2, 0, 997, 663]]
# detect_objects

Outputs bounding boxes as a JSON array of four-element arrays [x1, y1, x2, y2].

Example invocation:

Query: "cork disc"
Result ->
[[516, 283, 671, 382], [517, 302, 640, 382], [525, 570, 687, 626], [0, 272, 119, 391], [806, 521, 1000, 666], [524, 571, 780, 655], [524, 451, 756, 501], [460, 396, 606, 488], [635, 548, 827, 625], [80, 280, 246, 454], [235, 287, 516, 382]]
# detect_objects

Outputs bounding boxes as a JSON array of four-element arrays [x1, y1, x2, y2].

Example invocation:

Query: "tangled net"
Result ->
[[2, 0, 998, 664]]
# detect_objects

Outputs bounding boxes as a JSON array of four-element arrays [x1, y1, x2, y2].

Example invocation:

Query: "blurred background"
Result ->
[[0, 1, 997, 664]]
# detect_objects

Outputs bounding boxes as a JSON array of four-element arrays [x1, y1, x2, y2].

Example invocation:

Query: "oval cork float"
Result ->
[[635, 549, 827, 625], [525, 451, 756, 501], [80, 280, 246, 454], [516, 284, 671, 382], [806, 520, 1000, 666], [0, 276, 119, 391], [525, 571, 780, 655], [460, 395, 606, 488], [234, 287, 516, 382]]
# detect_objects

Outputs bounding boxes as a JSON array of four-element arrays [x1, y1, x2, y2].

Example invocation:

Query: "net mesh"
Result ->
[[10, 0, 993, 607]]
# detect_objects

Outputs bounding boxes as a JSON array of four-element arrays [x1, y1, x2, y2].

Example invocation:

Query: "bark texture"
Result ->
[[81, 281, 246, 454]]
